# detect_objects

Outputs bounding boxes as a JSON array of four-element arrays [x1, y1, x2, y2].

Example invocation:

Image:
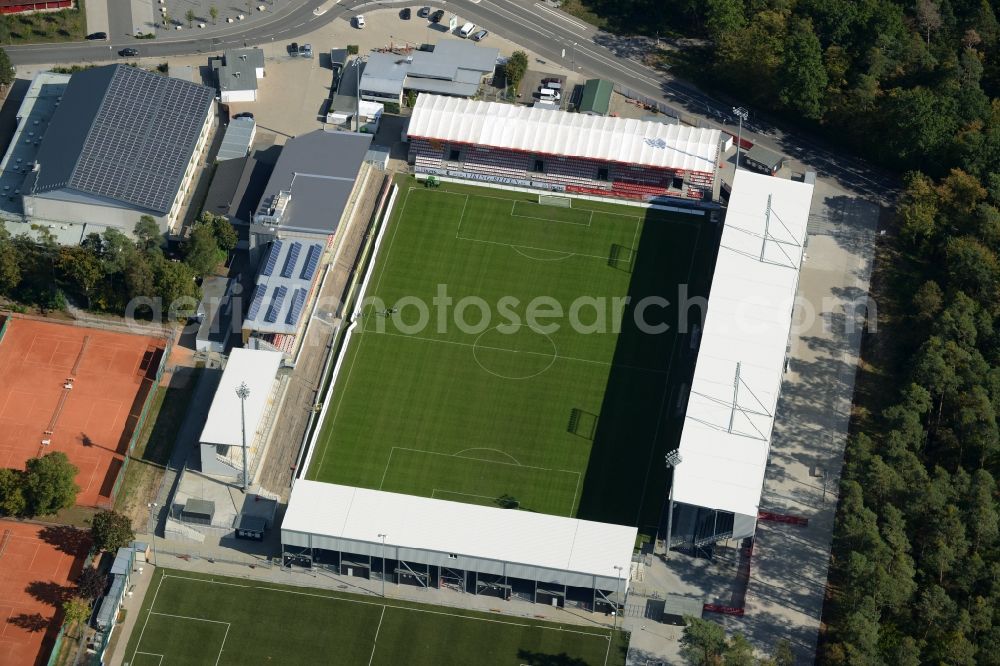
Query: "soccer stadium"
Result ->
[[283, 93, 813, 613]]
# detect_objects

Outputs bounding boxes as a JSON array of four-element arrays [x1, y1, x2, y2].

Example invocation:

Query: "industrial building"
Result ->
[[251, 129, 372, 241], [199, 348, 284, 482], [282, 481, 637, 611], [15, 65, 215, 238], [666, 168, 813, 553], [359, 40, 499, 104], [212, 48, 265, 103]]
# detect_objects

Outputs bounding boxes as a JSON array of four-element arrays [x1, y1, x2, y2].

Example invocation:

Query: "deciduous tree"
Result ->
[[90, 510, 134, 552]]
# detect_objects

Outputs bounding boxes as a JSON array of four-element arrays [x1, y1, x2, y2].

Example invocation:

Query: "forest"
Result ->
[[566, 0, 1000, 662]]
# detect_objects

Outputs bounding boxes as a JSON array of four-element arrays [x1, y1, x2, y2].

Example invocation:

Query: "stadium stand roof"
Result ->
[[29, 64, 215, 214], [671, 169, 813, 520], [243, 238, 325, 335], [253, 130, 371, 236], [283, 480, 637, 581], [408, 94, 722, 173], [217, 117, 256, 161], [199, 348, 283, 447]]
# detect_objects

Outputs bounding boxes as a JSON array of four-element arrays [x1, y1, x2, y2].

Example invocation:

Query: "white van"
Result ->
[[539, 87, 561, 101], [459, 22, 476, 37]]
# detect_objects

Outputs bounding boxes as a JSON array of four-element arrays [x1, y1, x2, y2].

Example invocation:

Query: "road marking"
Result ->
[[532, 3, 590, 33]]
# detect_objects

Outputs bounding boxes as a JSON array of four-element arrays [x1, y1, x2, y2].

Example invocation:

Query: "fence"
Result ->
[[612, 84, 688, 124], [105, 335, 174, 505], [0, 314, 8, 345], [293, 176, 396, 483]]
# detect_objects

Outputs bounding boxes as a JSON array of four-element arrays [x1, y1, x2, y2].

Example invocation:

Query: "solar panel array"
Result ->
[[261, 240, 283, 276], [286, 288, 307, 325], [300, 244, 322, 281], [68, 66, 215, 213], [247, 283, 267, 321], [281, 242, 302, 278], [265, 286, 288, 323]]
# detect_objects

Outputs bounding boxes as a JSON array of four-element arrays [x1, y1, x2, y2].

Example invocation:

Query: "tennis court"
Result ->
[[0, 317, 166, 507], [0, 520, 89, 666]]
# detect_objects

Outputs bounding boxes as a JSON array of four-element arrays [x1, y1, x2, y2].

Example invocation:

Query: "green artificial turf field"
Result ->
[[123, 569, 625, 666], [308, 177, 717, 532]]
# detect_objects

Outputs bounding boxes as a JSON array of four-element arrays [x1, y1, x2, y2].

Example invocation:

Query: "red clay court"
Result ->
[[0, 316, 165, 507], [0, 520, 89, 666]]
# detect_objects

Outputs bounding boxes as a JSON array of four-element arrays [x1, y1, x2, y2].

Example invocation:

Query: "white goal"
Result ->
[[538, 194, 572, 208]]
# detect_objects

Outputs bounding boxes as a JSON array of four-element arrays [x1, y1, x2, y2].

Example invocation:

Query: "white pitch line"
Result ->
[[131, 573, 165, 665], [368, 606, 387, 666]]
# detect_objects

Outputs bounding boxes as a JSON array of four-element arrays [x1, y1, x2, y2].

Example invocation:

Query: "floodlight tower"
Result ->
[[664, 450, 683, 554], [236, 382, 250, 492], [612, 565, 624, 631], [732, 106, 749, 171], [378, 533, 388, 597]]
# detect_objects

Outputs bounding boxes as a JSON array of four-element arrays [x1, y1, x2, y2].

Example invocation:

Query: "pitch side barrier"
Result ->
[[292, 179, 399, 486]]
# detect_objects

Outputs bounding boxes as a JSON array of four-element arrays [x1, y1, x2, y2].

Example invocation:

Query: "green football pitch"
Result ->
[[308, 177, 717, 532], [123, 569, 625, 665]]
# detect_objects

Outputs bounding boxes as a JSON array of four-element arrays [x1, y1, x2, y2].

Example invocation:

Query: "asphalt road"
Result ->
[[3, 0, 897, 202]]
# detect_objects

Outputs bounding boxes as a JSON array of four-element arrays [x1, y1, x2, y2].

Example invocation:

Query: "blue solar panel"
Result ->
[[281, 242, 302, 278], [286, 288, 307, 326], [264, 286, 287, 323], [261, 240, 283, 276], [300, 244, 322, 281], [246, 284, 267, 321]]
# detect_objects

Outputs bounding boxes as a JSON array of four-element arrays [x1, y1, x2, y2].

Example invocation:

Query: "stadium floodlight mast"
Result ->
[[236, 382, 250, 492], [612, 565, 624, 631], [378, 533, 388, 597], [732, 106, 749, 170], [664, 450, 683, 469]]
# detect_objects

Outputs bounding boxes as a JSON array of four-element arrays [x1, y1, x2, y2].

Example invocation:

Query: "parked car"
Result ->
[[86, 31, 107, 40], [233, 112, 254, 120], [400, 7, 411, 19], [417, 6, 431, 17], [289, 42, 299, 56], [471, 29, 489, 41], [355, 14, 366, 28], [119, 47, 139, 57], [458, 22, 476, 37], [541, 77, 562, 87], [299, 43, 313, 56], [430, 9, 444, 22]]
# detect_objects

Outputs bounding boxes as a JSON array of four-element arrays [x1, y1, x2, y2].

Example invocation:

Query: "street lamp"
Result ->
[[612, 565, 624, 631], [378, 533, 388, 597], [732, 106, 749, 170], [147, 502, 158, 566], [572, 42, 577, 69], [236, 382, 250, 492]]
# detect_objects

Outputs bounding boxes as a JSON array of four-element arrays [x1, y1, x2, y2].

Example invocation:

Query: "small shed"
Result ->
[[181, 498, 216, 526], [110, 546, 134, 577], [661, 594, 704, 626], [217, 117, 256, 162], [94, 574, 126, 630], [236, 514, 267, 541], [743, 144, 784, 175], [578, 79, 613, 116]]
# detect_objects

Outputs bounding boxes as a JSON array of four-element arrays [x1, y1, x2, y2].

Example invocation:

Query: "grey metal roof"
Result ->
[[183, 498, 216, 517], [360, 53, 408, 96], [214, 48, 264, 93], [411, 40, 498, 78], [253, 130, 371, 236], [744, 144, 784, 169], [662, 594, 704, 618], [218, 117, 255, 161], [405, 78, 479, 97], [95, 574, 125, 630], [243, 238, 324, 335], [110, 546, 133, 576], [31, 65, 215, 214]]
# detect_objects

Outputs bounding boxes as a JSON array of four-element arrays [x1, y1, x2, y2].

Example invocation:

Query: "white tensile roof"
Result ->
[[408, 94, 722, 173], [672, 169, 814, 519], [199, 348, 283, 447], [283, 480, 637, 580]]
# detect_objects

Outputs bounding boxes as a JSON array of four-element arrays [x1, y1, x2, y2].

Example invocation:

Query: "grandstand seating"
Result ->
[[409, 139, 713, 203]]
